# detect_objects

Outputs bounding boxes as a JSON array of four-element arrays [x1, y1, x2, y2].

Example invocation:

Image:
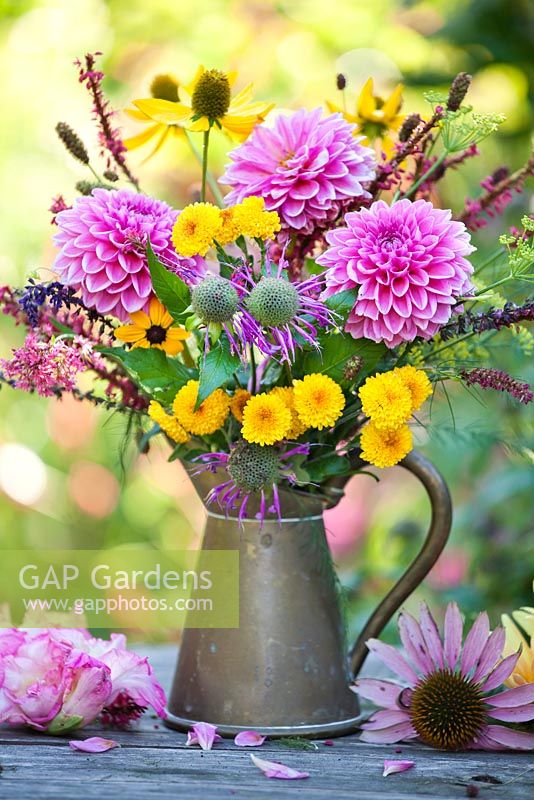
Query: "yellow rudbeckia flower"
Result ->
[[132, 66, 274, 143], [327, 77, 405, 156], [115, 297, 189, 356], [124, 73, 187, 159]]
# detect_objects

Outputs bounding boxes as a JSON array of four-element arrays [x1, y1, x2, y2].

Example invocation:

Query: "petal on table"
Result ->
[[383, 759, 415, 777], [234, 730, 266, 747], [69, 737, 120, 753], [250, 754, 309, 780], [186, 721, 222, 750]]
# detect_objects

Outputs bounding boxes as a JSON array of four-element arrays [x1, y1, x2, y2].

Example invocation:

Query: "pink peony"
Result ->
[[53, 188, 205, 321], [317, 199, 475, 347], [220, 109, 376, 233]]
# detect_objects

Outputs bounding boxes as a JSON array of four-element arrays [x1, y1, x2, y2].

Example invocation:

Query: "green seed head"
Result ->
[[247, 277, 300, 327], [191, 69, 231, 119], [228, 441, 280, 493], [150, 74, 179, 103], [191, 276, 239, 323]]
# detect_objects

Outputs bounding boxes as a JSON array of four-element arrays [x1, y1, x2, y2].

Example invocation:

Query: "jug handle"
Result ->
[[349, 449, 452, 678]]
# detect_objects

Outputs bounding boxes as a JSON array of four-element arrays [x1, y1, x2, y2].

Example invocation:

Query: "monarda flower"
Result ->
[[317, 199, 475, 347], [1, 333, 85, 397], [221, 108, 376, 233], [193, 440, 309, 524], [352, 602, 534, 750], [53, 188, 204, 321]]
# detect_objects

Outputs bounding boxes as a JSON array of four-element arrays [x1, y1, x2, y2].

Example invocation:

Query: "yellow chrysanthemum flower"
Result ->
[[124, 73, 186, 160], [358, 371, 413, 431], [172, 202, 223, 257], [229, 389, 252, 422], [232, 197, 281, 241], [327, 77, 405, 156], [217, 207, 242, 246], [115, 297, 190, 356], [148, 400, 189, 444], [393, 365, 433, 413], [293, 374, 345, 431], [172, 380, 229, 436], [502, 599, 534, 688], [269, 386, 308, 438], [360, 421, 413, 468], [241, 393, 292, 446], [131, 66, 274, 143]]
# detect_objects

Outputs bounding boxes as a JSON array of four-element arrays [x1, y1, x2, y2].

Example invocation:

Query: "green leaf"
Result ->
[[197, 336, 240, 407], [325, 289, 358, 321], [306, 454, 351, 483], [303, 333, 387, 384], [147, 240, 191, 323], [100, 347, 196, 405]]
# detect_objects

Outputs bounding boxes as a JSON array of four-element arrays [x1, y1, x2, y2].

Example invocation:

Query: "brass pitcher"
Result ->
[[165, 450, 452, 737]]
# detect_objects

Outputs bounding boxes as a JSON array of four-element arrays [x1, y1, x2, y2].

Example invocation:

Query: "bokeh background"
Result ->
[[0, 0, 532, 641]]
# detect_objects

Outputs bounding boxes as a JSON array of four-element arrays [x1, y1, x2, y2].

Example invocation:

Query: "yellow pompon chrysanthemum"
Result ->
[[172, 380, 229, 435], [327, 77, 405, 156], [232, 197, 281, 241], [293, 374, 345, 431], [358, 371, 413, 431], [115, 297, 190, 356], [217, 207, 242, 246], [172, 203, 222, 257], [148, 401, 189, 444], [502, 600, 534, 687], [230, 389, 251, 422], [241, 393, 292, 446], [393, 365, 433, 413], [131, 66, 274, 143], [360, 421, 413, 468], [269, 386, 308, 438]]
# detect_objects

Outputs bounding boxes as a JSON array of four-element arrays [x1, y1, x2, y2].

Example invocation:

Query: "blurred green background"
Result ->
[[0, 0, 532, 640]]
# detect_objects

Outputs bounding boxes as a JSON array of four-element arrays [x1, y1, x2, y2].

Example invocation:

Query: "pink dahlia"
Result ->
[[220, 108, 376, 233], [53, 188, 204, 321], [352, 602, 534, 751], [317, 199, 475, 347]]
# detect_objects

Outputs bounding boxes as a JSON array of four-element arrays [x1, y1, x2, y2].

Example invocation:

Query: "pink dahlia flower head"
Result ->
[[220, 108, 376, 233], [53, 188, 205, 321], [352, 602, 534, 751], [317, 199, 475, 347]]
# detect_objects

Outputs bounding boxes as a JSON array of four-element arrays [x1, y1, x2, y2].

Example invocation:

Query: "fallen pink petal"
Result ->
[[250, 754, 310, 780], [69, 737, 120, 753], [234, 730, 266, 747], [186, 721, 222, 750], [383, 759, 415, 777]]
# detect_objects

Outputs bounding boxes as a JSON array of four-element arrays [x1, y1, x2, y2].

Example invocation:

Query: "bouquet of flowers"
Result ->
[[1, 55, 533, 525]]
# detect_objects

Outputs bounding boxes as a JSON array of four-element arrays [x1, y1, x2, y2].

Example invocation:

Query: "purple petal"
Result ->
[[250, 754, 309, 780], [383, 760, 415, 777], [472, 626, 506, 684], [486, 705, 534, 723], [398, 612, 434, 675], [69, 737, 120, 753], [360, 721, 418, 744], [362, 710, 412, 730], [461, 612, 490, 677], [234, 730, 266, 747], [479, 650, 521, 692], [486, 683, 534, 707], [418, 603, 444, 669], [483, 724, 534, 751], [443, 602, 463, 671], [350, 679, 402, 709], [366, 640, 419, 685], [186, 721, 222, 750]]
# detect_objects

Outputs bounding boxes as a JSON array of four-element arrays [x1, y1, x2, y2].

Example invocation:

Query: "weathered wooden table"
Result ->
[[1, 645, 532, 799]]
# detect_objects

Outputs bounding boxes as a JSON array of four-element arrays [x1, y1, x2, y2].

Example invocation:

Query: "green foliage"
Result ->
[[197, 335, 240, 406], [147, 241, 191, 323], [302, 333, 387, 385], [325, 288, 358, 323], [100, 347, 196, 405]]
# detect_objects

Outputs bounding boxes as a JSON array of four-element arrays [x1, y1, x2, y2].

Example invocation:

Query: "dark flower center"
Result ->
[[146, 325, 167, 344], [191, 69, 231, 119], [410, 669, 485, 750], [150, 74, 179, 103]]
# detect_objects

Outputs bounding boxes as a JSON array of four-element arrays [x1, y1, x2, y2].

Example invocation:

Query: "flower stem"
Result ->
[[186, 131, 224, 206], [402, 151, 448, 199], [181, 341, 196, 369], [201, 129, 211, 203]]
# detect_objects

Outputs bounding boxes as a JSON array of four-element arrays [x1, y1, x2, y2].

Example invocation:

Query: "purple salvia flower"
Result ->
[[460, 368, 533, 404]]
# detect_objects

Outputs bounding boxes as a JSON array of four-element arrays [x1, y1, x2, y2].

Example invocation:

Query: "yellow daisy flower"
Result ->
[[114, 297, 190, 356], [360, 421, 413, 468], [327, 77, 405, 156], [269, 386, 308, 438], [229, 389, 252, 422], [172, 380, 229, 436], [502, 600, 534, 688], [172, 202, 223, 257], [124, 74, 187, 160], [358, 371, 413, 431], [131, 66, 274, 143], [292, 374, 345, 431], [393, 365, 433, 413], [148, 400, 189, 444], [241, 393, 292, 446]]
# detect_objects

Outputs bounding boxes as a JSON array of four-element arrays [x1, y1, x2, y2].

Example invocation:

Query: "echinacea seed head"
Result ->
[[191, 69, 231, 119]]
